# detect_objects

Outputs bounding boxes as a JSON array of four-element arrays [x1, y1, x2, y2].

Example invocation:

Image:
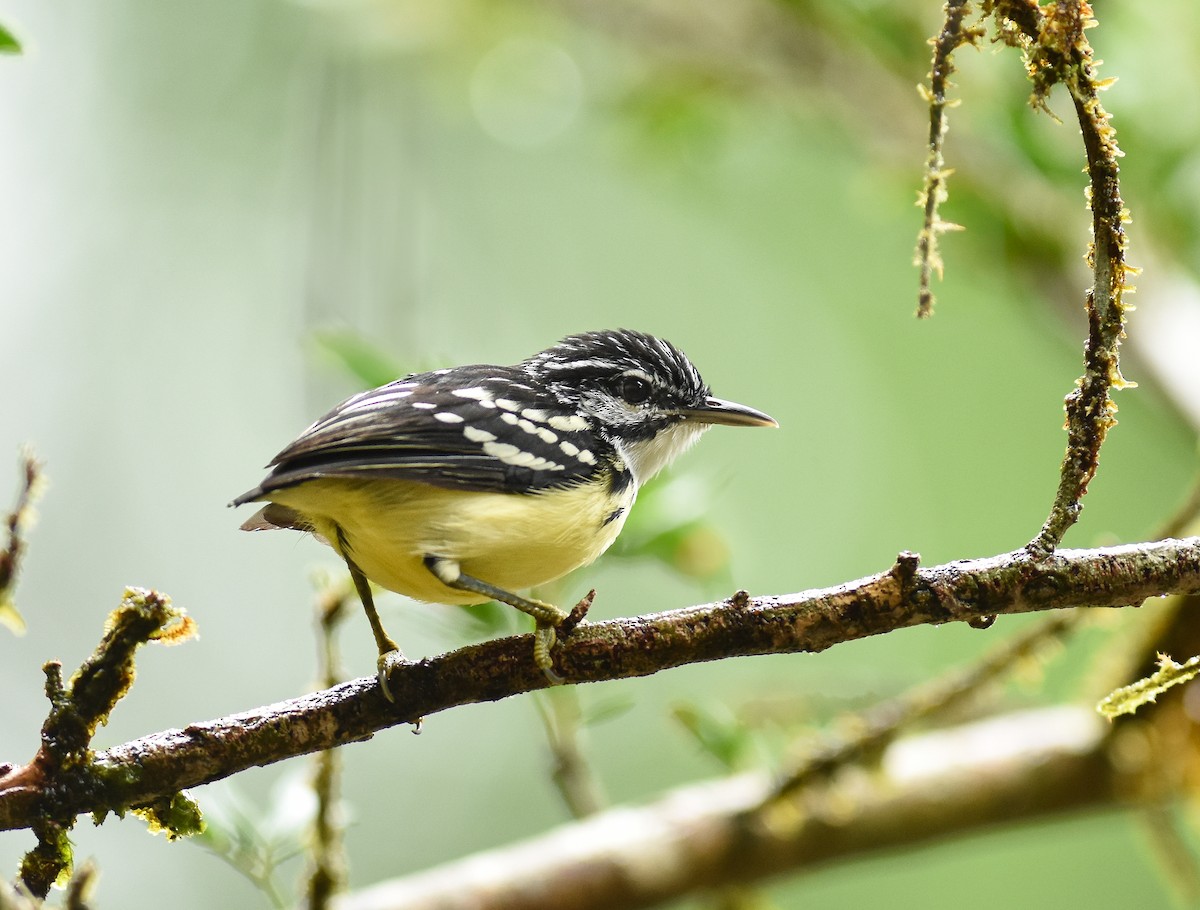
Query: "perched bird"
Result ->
[[233, 328, 776, 696]]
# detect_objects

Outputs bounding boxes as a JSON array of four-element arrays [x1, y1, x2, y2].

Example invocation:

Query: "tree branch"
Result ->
[[1016, 0, 1135, 554], [3, 537, 1200, 834], [335, 705, 1114, 910]]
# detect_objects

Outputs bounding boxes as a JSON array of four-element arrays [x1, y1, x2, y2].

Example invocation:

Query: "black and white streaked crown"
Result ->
[[526, 329, 707, 401], [524, 329, 711, 443]]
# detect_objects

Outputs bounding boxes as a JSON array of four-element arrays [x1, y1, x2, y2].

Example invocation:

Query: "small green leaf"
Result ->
[[310, 329, 407, 389], [582, 695, 636, 727], [672, 702, 751, 770], [0, 24, 21, 55], [458, 600, 515, 635]]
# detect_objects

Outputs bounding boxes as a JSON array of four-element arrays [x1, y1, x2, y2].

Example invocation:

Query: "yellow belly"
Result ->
[[266, 477, 634, 605]]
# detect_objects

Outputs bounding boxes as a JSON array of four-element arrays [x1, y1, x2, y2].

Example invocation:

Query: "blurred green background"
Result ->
[[2, 1, 1199, 907]]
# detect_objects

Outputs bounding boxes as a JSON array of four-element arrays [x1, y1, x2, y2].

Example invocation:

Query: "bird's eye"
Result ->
[[617, 373, 653, 405]]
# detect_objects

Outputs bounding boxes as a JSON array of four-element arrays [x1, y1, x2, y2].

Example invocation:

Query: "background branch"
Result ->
[[336, 704, 1114, 910]]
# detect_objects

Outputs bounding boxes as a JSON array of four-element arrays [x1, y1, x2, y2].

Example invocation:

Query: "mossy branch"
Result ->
[[1016, 0, 1135, 554], [4, 537, 1200, 835], [915, 1, 1134, 552], [1, 588, 195, 896], [914, 0, 980, 318]]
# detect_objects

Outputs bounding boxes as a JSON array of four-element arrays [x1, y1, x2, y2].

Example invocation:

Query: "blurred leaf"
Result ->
[[581, 694, 636, 727], [617, 76, 729, 162], [0, 595, 25, 635], [608, 473, 732, 583], [457, 599, 516, 636], [672, 702, 753, 771], [193, 779, 309, 909], [310, 328, 408, 389], [0, 24, 20, 55]]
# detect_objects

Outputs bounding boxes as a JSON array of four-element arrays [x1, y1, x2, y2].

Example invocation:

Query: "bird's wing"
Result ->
[[233, 366, 602, 504]]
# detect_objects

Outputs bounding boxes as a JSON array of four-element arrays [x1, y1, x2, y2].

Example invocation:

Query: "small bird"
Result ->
[[233, 329, 776, 696]]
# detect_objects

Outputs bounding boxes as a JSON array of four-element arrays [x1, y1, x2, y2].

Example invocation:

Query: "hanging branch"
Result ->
[[914, 0, 980, 318], [0, 451, 43, 636], [1013, 0, 1135, 554], [915, 1, 1134, 551]]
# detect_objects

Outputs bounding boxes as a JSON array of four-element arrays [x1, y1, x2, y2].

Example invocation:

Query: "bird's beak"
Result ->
[[676, 396, 778, 428]]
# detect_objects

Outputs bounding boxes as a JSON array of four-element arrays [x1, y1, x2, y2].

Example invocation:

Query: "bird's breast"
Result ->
[[267, 476, 636, 605]]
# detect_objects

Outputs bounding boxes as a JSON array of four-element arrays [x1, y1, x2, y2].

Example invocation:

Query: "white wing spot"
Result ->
[[452, 387, 492, 401], [536, 427, 558, 444], [500, 412, 519, 425], [411, 402, 437, 410], [576, 449, 597, 465], [482, 440, 525, 463], [521, 408, 549, 423], [516, 419, 537, 434], [559, 440, 579, 457], [549, 414, 590, 432], [340, 390, 412, 414], [464, 426, 497, 444], [495, 398, 520, 412], [434, 412, 464, 424]]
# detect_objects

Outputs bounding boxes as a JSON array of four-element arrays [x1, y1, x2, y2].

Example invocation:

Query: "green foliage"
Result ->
[[0, 24, 20, 55], [193, 774, 319, 909], [309, 328, 412, 388], [309, 329, 409, 389], [607, 472, 732, 586], [671, 701, 755, 771]]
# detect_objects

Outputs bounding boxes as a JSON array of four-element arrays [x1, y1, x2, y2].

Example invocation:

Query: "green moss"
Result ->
[[133, 792, 206, 842]]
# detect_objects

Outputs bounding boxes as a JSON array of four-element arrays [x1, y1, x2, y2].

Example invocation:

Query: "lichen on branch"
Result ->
[[1, 588, 196, 896], [914, 2, 1135, 552]]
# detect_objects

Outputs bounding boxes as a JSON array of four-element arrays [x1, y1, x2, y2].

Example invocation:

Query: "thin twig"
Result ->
[[1139, 806, 1200, 906], [914, 0, 980, 318], [307, 579, 352, 910], [1159, 473, 1200, 541], [767, 610, 1080, 802], [0, 451, 43, 635], [533, 688, 607, 819]]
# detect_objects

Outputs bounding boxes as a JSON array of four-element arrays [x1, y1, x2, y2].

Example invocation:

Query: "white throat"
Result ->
[[616, 421, 711, 486]]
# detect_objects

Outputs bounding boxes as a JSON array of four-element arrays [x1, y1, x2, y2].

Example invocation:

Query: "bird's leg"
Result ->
[[345, 559, 409, 701], [335, 527, 405, 702], [423, 556, 567, 684]]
